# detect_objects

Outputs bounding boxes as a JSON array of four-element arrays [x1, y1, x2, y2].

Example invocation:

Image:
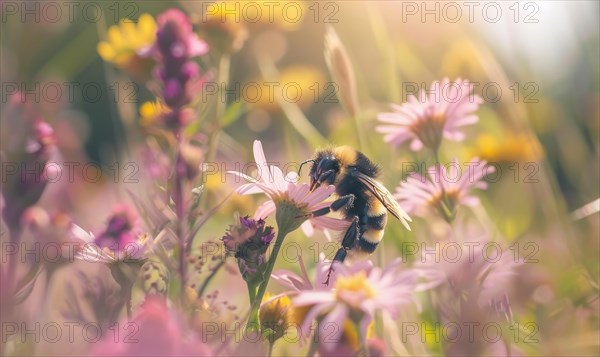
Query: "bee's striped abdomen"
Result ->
[[356, 197, 388, 254]]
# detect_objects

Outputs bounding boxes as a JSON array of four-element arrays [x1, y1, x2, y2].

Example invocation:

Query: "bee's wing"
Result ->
[[354, 172, 412, 230]]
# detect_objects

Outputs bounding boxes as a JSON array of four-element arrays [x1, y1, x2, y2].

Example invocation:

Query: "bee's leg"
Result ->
[[298, 194, 355, 218], [324, 216, 360, 285]]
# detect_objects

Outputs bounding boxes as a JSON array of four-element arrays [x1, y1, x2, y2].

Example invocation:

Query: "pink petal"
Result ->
[[236, 183, 263, 195], [409, 138, 424, 151], [188, 36, 209, 56], [301, 221, 315, 237], [311, 216, 350, 231], [299, 302, 335, 339], [253, 140, 270, 184], [270, 166, 288, 192], [319, 304, 348, 351], [294, 291, 335, 307], [305, 185, 335, 207], [254, 200, 276, 219]]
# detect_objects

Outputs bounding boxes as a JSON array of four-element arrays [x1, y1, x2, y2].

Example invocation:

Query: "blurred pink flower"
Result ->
[[73, 204, 150, 263], [292, 259, 419, 351], [415, 238, 521, 305], [1, 93, 56, 230], [94, 204, 139, 251], [146, 9, 208, 60], [89, 297, 212, 356], [415, 237, 523, 356], [395, 158, 494, 219], [376, 78, 482, 151], [228, 140, 349, 236]]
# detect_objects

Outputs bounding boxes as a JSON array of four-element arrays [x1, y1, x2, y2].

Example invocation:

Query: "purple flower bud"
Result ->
[[163, 79, 183, 104], [163, 109, 192, 131], [221, 216, 275, 285], [147, 8, 209, 131], [181, 62, 199, 81]]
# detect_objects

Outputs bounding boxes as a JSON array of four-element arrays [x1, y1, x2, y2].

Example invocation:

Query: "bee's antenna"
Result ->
[[298, 159, 315, 176]]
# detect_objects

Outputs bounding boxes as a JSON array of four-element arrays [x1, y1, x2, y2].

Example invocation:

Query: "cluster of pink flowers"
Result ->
[[0, 4, 535, 355], [374, 77, 522, 355]]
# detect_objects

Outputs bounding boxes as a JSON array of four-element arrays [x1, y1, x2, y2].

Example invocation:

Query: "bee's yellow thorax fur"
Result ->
[[333, 146, 357, 166]]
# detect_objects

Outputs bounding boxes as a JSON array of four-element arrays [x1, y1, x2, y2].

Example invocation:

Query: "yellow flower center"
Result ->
[[334, 271, 376, 300]]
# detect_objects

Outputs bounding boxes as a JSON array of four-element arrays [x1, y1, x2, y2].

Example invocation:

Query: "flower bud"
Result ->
[[197, 14, 248, 55], [324, 26, 359, 118], [221, 216, 275, 286], [141, 260, 170, 297], [259, 292, 291, 343]]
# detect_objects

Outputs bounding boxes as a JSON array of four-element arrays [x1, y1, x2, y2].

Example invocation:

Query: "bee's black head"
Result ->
[[308, 151, 339, 191]]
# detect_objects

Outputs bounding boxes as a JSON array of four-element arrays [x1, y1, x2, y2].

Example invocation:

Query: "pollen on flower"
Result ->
[[334, 271, 376, 301]]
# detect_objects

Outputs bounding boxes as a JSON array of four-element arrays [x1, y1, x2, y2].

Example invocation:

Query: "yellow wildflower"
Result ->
[[139, 100, 168, 127], [97, 14, 157, 76], [473, 131, 543, 164], [198, 7, 248, 54]]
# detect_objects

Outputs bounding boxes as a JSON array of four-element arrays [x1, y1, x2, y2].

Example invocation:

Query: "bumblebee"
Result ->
[[299, 146, 412, 284]]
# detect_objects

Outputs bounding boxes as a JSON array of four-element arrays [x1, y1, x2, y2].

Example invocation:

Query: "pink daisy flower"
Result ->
[[292, 259, 420, 351], [414, 235, 523, 355], [376, 78, 482, 151], [395, 158, 494, 219], [228, 140, 349, 235], [415, 238, 521, 306]]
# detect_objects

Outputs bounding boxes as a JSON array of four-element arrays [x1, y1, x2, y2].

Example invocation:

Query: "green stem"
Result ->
[[174, 148, 187, 307], [247, 283, 259, 331], [125, 289, 132, 321], [5, 228, 21, 295], [201, 54, 231, 212], [246, 228, 290, 331], [433, 147, 441, 165], [206, 54, 231, 164], [356, 320, 370, 357], [431, 148, 456, 222], [306, 336, 319, 357], [267, 341, 274, 357], [197, 259, 226, 298]]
